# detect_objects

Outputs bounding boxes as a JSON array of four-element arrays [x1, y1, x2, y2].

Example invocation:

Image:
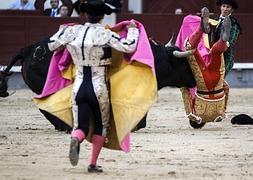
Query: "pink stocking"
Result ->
[[90, 135, 105, 166], [71, 129, 85, 142]]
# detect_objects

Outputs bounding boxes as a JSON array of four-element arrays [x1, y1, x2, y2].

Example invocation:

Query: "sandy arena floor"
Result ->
[[0, 87, 253, 180]]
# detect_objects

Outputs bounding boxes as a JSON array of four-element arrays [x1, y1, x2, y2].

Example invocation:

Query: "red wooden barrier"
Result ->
[[0, 12, 252, 65], [0, 14, 84, 65]]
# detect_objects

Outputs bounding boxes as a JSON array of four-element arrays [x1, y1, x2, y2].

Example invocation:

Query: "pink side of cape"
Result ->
[[35, 48, 72, 98], [110, 20, 155, 73], [175, 15, 211, 63], [120, 133, 130, 153]]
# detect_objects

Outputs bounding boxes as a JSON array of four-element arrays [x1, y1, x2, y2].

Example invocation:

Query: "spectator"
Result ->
[[73, 0, 81, 14], [56, 5, 69, 17], [44, 0, 60, 17], [212, 0, 241, 76], [8, 0, 35, 10]]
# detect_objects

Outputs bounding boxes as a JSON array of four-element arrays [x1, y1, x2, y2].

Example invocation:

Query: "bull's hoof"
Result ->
[[132, 114, 147, 132], [221, 16, 231, 42], [201, 7, 210, 34], [0, 92, 9, 97], [189, 120, 206, 129]]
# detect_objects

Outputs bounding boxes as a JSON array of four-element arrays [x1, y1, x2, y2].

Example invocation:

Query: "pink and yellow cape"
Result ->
[[34, 20, 157, 152]]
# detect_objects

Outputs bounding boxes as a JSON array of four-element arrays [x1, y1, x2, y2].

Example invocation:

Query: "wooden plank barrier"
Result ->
[[0, 12, 252, 65]]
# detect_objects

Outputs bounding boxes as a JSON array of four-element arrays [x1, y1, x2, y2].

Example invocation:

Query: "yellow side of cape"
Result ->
[[34, 85, 73, 128], [34, 49, 157, 151]]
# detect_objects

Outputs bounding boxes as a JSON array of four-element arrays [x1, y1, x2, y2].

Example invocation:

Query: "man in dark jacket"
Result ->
[[212, 0, 241, 76], [44, 0, 60, 17]]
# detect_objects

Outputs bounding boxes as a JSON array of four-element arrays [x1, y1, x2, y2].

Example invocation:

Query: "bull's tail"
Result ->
[[0, 51, 24, 97]]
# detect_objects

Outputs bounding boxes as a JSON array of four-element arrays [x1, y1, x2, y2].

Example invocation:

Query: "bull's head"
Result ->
[[165, 35, 196, 58], [149, 37, 196, 89]]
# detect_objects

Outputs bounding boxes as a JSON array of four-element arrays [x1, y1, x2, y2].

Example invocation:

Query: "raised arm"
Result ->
[[108, 21, 139, 53], [48, 25, 81, 51]]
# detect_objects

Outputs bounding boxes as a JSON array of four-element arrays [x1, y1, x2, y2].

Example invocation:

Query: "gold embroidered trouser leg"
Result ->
[[223, 80, 229, 112]]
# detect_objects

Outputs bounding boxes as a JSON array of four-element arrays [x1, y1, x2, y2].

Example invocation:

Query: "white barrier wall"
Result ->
[[0, 0, 75, 10], [128, 0, 142, 14], [0, 0, 117, 24], [0, 0, 36, 9]]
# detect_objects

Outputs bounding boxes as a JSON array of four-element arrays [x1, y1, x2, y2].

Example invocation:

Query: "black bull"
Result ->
[[0, 38, 196, 132]]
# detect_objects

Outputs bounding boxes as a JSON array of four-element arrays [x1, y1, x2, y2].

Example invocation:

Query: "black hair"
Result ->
[[86, 15, 104, 23], [59, 4, 68, 10], [80, 0, 112, 16]]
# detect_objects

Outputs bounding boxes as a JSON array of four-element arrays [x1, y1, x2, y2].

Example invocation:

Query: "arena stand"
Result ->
[[0, 0, 252, 87]]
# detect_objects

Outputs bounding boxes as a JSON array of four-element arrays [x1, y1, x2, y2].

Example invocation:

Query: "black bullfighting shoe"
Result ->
[[201, 7, 210, 34], [88, 164, 103, 173], [69, 137, 80, 166], [221, 16, 231, 42]]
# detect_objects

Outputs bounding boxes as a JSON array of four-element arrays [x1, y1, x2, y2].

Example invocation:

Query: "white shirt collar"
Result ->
[[219, 13, 231, 19]]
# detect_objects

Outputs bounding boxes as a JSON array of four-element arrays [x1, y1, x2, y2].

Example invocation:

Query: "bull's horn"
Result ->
[[165, 33, 175, 47], [173, 49, 196, 58]]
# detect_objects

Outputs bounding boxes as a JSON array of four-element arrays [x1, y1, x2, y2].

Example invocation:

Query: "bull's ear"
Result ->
[[172, 49, 196, 58], [165, 33, 175, 47]]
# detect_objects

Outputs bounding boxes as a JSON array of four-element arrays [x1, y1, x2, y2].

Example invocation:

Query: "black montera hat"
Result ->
[[216, 0, 238, 10], [80, 0, 112, 16], [231, 114, 253, 125]]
